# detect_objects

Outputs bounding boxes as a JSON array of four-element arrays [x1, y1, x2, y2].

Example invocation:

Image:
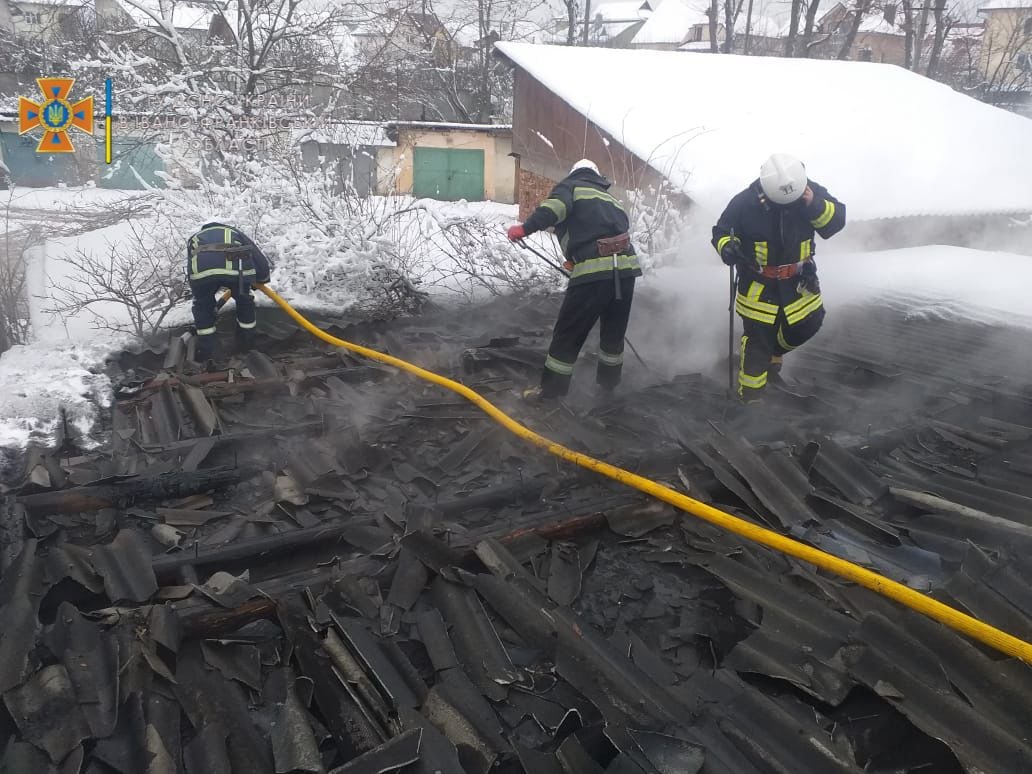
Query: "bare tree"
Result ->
[[0, 197, 32, 356], [924, 0, 952, 77], [836, 0, 873, 58], [785, 0, 803, 55], [723, 0, 740, 52], [708, 0, 720, 52], [800, 0, 828, 55], [743, 0, 756, 53], [44, 220, 187, 340]]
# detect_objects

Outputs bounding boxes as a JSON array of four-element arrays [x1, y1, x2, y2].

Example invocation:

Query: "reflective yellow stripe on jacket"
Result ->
[[541, 197, 567, 222], [716, 234, 741, 255], [811, 200, 835, 229], [189, 227, 256, 281], [755, 241, 768, 267], [572, 187, 625, 211]]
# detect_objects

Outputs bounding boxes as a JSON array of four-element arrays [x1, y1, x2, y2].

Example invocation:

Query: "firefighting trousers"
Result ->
[[739, 305, 824, 398], [541, 276, 636, 397], [190, 275, 257, 360]]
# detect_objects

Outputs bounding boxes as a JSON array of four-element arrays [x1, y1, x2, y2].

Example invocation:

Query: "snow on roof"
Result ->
[[593, 0, 652, 18], [736, 13, 789, 36], [388, 121, 512, 132], [858, 13, 901, 33], [292, 121, 393, 147], [118, 0, 217, 31], [496, 42, 1032, 220], [633, 0, 708, 45], [591, 0, 652, 37], [978, 0, 1032, 10]]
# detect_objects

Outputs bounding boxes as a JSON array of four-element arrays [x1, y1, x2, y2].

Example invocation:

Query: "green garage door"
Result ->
[[413, 147, 484, 201], [0, 131, 79, 187]]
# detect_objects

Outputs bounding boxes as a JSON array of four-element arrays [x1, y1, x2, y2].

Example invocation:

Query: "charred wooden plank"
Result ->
[[152, 521, 389, 583], [17, 468, 247, 514]]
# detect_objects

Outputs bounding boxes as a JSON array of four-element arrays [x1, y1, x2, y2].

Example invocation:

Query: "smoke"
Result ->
[[625, 204, 1032, 387]]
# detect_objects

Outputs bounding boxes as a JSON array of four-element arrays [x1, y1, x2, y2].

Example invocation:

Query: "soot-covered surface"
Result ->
[[3, 291, 1032, 773]]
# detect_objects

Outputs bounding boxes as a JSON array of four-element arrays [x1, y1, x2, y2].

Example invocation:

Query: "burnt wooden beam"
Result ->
[[133, 421, 324, 455], [17, 468, 248, 515], [498, 511, 608, 545], [152, 521, 388, 583]]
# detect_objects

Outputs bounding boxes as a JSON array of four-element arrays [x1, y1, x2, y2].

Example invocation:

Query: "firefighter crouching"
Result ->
[[507, 159, 643, 400], [186, 222, 272, 362], [713, 154, 846, 402]]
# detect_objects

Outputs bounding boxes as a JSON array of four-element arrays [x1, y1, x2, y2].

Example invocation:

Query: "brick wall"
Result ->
[[518, 168, 557, 221]]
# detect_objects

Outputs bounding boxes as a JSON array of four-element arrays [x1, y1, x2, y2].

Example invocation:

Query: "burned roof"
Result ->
[[3, 292, 1032, 772]]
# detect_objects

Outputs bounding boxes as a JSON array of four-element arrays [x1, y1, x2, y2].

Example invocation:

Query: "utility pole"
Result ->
[[582, 0, 591, 44]]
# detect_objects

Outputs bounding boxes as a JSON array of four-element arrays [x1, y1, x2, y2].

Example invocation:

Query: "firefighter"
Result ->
[[713, 153, 846, 402], [186, 222, 271, 362], [507, 159, 642, 400]]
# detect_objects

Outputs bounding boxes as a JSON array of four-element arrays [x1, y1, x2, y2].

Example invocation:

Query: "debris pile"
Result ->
[[3, 297, 1032, 772]]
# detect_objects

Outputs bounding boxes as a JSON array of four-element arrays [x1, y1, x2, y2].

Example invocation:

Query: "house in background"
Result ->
[[629, 0, 710, 51], [811, 2, 907, 64], [0, 0, 234, 42], [549, 0, 653, 46], [978, 0, 1032, 105], [101, 0, 236, 44], [378, 121, 515, 203], [496, 41, 1032, 249]]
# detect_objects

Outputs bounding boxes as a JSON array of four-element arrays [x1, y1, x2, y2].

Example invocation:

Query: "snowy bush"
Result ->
[[625, 184, 695, 272]]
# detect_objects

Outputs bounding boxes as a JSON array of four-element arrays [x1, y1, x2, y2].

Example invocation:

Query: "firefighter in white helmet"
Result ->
[[712, 153, 846, 402], [507, 159, 642, 400]]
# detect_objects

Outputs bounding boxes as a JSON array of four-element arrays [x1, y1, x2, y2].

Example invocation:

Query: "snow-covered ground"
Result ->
[[3, 184, 153, 211], [0, 341, 115, 451]]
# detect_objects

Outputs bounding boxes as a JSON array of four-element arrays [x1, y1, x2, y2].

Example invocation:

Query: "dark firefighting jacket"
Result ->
[[523, 168, 642, 288], [712, 180, 846, 327], [186, 222, 271, 285]]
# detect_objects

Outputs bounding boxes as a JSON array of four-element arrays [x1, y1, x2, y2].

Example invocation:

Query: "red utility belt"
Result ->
[[596, 232, 630, 256], [759, 261, 809, 280]]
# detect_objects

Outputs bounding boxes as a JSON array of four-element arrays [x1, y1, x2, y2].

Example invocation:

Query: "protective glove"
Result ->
[[798, 260, 820, 294], [720, 239, 748, 268], [507, 224, 526, 242], [563, 260, 574, 272]]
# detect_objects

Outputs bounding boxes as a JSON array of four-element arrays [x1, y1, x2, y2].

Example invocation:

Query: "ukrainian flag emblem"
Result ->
[[18, 77, 94, 153]]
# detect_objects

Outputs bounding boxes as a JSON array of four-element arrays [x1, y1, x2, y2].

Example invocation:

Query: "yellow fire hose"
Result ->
[[257, 283, 1032, 663]]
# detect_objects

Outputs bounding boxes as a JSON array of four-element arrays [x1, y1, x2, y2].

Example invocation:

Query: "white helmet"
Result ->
[[570, 158, 600, 175], [759, 153, 807, 205]]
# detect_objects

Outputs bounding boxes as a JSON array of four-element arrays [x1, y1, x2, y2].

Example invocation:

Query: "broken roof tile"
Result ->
[[3, 664, 91, 764]]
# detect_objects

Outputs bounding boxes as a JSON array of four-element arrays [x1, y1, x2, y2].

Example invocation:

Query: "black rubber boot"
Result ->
[[194, 334, 217, 362], [235, 327, 256, 354]]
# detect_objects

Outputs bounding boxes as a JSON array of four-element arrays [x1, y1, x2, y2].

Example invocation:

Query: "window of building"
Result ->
[[1016, 51, 1032, 73], [859, 46, 873, 61], [23, 11, 42, 24]]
